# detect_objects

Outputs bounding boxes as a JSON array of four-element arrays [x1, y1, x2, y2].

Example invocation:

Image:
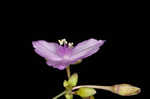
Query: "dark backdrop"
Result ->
[[26, 32, 144, 99]]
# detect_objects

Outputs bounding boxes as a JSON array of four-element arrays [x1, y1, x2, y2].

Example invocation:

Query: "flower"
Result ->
[[32, 38, 105, 70]]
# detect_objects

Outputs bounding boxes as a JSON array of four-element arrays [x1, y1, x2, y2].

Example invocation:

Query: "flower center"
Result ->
[[58, 38, 74, 48], [57, 39, 74, 58], [63, 55, 70, 60]]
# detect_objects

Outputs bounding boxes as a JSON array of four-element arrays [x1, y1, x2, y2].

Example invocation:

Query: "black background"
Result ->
[[25, 32, 144, 99]]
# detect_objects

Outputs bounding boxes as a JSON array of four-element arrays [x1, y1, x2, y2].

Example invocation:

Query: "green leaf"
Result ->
[[65, 94, 73, 99], [68, 73, 78, 87], [76, 87, 96, 98], [63, 80, 69, 87]]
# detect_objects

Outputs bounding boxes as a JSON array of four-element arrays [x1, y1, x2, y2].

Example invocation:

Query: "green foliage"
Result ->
[[63, 80, 69, 87], [65, 94, 73, 99], [68, 73, 78, 87]]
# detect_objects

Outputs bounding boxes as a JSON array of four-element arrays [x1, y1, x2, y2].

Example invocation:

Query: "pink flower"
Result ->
[[32, 38, 105, 70]]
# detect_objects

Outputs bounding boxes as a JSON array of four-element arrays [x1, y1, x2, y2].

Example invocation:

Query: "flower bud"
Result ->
[[112, 84, 141, 96], [76, 87, 96, 98]]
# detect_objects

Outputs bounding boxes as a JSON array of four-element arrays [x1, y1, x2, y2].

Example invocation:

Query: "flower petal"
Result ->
[[32, 40, 62, 61], [46, 60, 68, 70], [71, 39, 105, 60]]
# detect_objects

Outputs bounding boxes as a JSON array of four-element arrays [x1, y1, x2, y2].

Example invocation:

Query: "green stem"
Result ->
[[66, 66, 71, 79], [52, 91, 66, 99]]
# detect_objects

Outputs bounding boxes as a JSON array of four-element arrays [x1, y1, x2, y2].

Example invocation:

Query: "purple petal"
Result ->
[[32, 40, 62, 61], [46, 60, 68, 70], [71, 38, 105, 60]]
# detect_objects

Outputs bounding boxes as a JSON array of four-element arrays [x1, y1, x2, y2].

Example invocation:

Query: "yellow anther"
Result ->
[[63, 39, 68, 45], [58, 38, 68, 45], [58, 39, 74, 47], [58, 40, 64, 45], [68, 42, 74, 48]]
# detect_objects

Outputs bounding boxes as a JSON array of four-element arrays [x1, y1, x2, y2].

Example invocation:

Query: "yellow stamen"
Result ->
[[58, 39, 74, 48], [58, 38, 67, 45], [68, 42, 74, 48], [58, 40, 64, 45], [63, 39, 68, 45]]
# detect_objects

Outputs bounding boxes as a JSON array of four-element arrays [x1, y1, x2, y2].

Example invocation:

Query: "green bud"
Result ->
[[63, 80, 69, 87], [68, 73, 78, 87], [65, 94, 73, 99], [112, 84, 141, 96], [76, 88, 96, 98]]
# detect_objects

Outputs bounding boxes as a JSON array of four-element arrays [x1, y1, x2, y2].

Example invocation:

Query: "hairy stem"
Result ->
[[72, 85, 113, 92], [52, 91, 66, 99]]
